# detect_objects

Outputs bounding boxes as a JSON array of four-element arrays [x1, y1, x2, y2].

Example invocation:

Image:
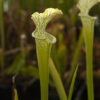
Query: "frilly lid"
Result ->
[[31, 8, 63, 44], [77, 0, 100, 15]]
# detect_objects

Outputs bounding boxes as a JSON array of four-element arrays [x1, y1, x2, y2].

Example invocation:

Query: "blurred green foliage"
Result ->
[[0, 0, 5, 69], [19, 0, 39, 12], [68, 65, 78, 100], [14, 88, 19, 100], [5, 0, 77, 13], [0, 0, 100, 93], [67, 33, 83, 84], [8, 52, 26, 74], [52, 34, 67, 76], [20, 65, 39, 78]]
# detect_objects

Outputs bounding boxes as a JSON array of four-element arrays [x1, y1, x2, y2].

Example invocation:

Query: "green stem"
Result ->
[[80, 15, 96, 100], [67, 33, 83, 84], [49, 58, 67, 100], [0, 0, 5, 69], [68, 65, 78, 100], [14, 88, 19, 100], [31, 8, 62, 100], [35, 39, 52, 100]]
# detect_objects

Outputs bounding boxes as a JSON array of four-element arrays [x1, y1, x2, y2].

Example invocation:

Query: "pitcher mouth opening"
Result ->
[[32, 31, 56, 44], [79, 13, 97, 20]]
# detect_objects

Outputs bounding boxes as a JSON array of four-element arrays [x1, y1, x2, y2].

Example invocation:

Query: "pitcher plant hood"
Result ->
[[31, 8, 63, 44], [77, 0, 100, 15]]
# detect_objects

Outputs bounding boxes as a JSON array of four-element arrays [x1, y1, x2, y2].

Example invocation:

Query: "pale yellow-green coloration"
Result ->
[[77, 0, 100, 100], [31, 8, 62, 42], [14, 88, 19, 100], [31, 8, 63, 100], [77, 0, 100, 15]]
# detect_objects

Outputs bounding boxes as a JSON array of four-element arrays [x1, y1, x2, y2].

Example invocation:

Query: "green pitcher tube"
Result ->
[[77, 0, 100, 100], [31, 8, 62, 100], [80, 15, 96, 100]]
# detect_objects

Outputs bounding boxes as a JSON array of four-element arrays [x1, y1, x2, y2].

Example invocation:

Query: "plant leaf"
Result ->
[[8, 53, 25, 74], [20, 65, 39, 78], [68, 65, 78, 100], [0, 0, 5, 69], [49, 58, 67, 100], [14, 88, 19, 100], [67, 33, 83, 84]]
